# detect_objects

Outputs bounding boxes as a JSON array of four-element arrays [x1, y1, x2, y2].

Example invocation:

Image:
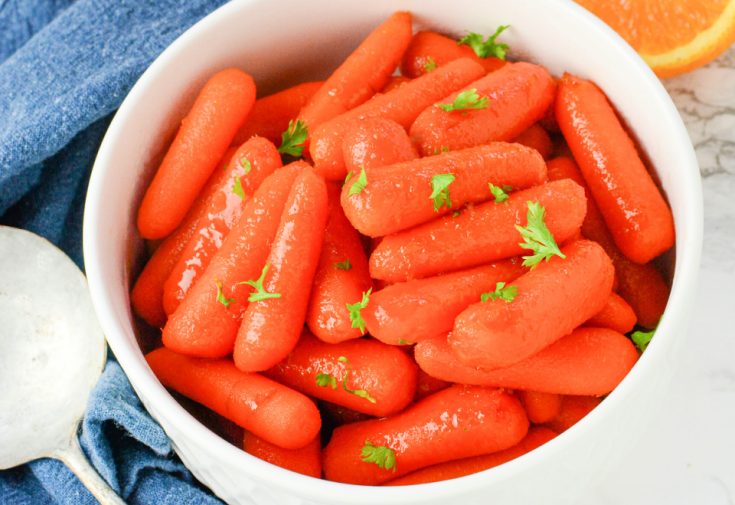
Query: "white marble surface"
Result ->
[[580, 47, 735, 504]]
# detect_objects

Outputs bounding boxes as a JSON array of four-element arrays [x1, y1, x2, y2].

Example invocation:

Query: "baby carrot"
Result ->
[[400, 31, 506, 78], [585, 292, 637, 334], [370, 179, 586, 283], [310, 58, 486, 180], [415, 327, 638, 396], [266, 332, 418, 417], [546, 156, 669, 328], [410, 62, 555, 156], [381, 76, 411, 93], [137, 68, 256, 239], [232, 81, 323, 145], [146, 347, 321, 449], [306, 184, 372, 343], [385, 427, 556, 486], [363, 259, 525, 346], [342, 143, 547, 237], [131, 146, 238, 327], [323, 385, 528, 485], [319, 401, 373, 427], [415, 369, 450, 401], [545, 396, 602, 433], [298, 12, 413, 131], [243, 432, 321, 478], [451, 240, 614, 369], [513, 123, 553, 160], [162, 137, 282, 315], [162, 164, 303, 358], [518, 391, 562, 424], [342, 117, 417, 174], [233, 168, 329, 372], [556, 74, 675, 264]]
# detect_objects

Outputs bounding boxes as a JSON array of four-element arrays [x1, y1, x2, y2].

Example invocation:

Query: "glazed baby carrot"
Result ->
[[381, 76, 411, 92], [556, 74, 675, 264], [233, 168, 329, 372], [298, 12, 413, 131], [546, 156, 669, 328], [162, 164, 303, 357], [518, 391, 562, 424], [545, 396, 602, 433], [513, 123, 553, 160], [306, 184, 372, 343], [310, 57, 486, 180], [146, 347, 320, 449], [385, 427, 556, 486], [585, 292, 637, 334], [243, 432, 321, 478], [266, 332, 418, 417], [400, 31, 506, 78], [341, 143, 547, 237], [137, 68, 256, 239], [162, 137, 283, 315], [363, 259, 525, 346], [342, 117, 417, 174], [410, 62, 555, 156], [415, 369, 450, 401], [132, 146, 239, 327], [323, 385, 528, 485], [415, 327, 638, 396], [451, 240, 614, 369], [232, 81, 323, 145], [370, 179, 586, 283]]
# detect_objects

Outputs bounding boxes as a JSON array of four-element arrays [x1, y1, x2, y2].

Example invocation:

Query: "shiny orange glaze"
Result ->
[[342, 117, 417, 174]]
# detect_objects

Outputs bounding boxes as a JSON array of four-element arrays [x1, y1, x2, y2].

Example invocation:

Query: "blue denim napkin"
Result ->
[[0, 1, 230, 503]]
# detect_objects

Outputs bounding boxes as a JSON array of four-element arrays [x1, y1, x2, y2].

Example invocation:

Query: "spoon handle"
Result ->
[[55, 434, 126, 505]]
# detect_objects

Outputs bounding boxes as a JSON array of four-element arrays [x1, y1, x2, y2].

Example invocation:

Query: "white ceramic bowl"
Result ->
[[83, 0, 703, 503]]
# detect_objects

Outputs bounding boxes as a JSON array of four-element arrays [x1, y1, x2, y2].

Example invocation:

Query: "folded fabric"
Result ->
[[0, 0, 230, 503]]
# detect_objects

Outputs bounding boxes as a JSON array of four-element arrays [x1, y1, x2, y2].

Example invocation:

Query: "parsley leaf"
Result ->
[[315, 373, 338, 390], [458, 25, 510, 60], [515, 201, 566, 268], [346, 288, 371, 333], [239, 264, 282, 302], [430, 173, 455, 212], [232, 176, 245, 199], [437, 89, 489, 112], [488, 183, 510, 203], [631, 328, 655, 352], [480, 281, 518, 303], [361, 440, 396, 471], [348, 166, 368, 196], [397, 338, 414, 345], [338, 356, 377, 403], [424, 56, 437, 72], [278, 119, 308, 157], [334, 259, 352, 271], [239, 156, 252, 175], [215, 279, 235, 308]]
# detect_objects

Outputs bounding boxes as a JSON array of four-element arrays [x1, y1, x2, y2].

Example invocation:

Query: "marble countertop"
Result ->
[[579, 47, 735, 504]]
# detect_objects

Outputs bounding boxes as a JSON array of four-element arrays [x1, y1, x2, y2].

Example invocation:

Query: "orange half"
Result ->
[[576, 0, 735, 77]]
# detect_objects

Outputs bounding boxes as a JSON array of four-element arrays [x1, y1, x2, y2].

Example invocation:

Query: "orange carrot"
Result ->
[[415, 327, 638, 396], [138, 68, 256, 239], [131, 146, 238, 327], [370, 179, 587, 283], [232, 81, 323, 146], [381, 76, 411, 93], [546, 156, 669, 328], [364, 259, 525, 346], [342, 117, 417, 174], [451, 240, 614, 369], [342, 143, 547, 237], [233, 168, 329, 372], [518, 391, 562, 424], [556, 74, 675, 264], [298, 12, 413, 131], [323, 385, 528, 485], [513, 124, 553, 160], [306, 184, 372, 343], [243, 432, 321, 478], [385, 427, 556, 485], [319, 401, 373, 427], [400, 31, 506, 78], [266, 332, 418, 417], [310, 58, 486, 180], [415, 369, 450, 401], [146, 347, 320, 449], [162, 164, 303, 358], [162, 137, 282, 315], [585, 292, 637, 333], [410, 62, 555, 156], [545, 395, 602, 433]]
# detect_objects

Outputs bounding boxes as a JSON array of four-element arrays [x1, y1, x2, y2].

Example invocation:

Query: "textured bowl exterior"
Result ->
[[83, 1, 703, 504]]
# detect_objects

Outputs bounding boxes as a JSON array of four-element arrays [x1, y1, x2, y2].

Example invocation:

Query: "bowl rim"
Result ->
[[83, 0, 703, 502]]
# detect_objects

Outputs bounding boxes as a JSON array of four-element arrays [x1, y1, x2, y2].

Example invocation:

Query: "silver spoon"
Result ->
[[0, 226, 124, 504]]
